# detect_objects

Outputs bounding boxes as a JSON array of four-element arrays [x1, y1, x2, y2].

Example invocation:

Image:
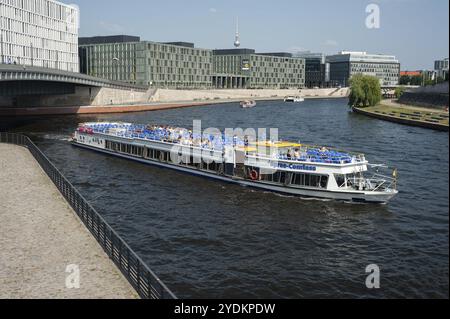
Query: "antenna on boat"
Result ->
[[234, 17, 241, 48]]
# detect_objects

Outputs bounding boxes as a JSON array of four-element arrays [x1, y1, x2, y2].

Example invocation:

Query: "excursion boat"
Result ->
[[240, 100, 257, 108], [71, 122, 399, 203], [284, 96, 304, 103]]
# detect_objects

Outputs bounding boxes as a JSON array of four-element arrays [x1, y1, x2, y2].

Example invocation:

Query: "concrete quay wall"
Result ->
[[149, 88, 350, 103]]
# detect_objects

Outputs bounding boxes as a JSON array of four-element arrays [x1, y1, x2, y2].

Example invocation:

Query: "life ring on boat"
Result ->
[[249, 169, 259, 181]]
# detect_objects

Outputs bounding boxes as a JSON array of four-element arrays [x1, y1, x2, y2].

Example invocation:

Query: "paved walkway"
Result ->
[[0, 143, 139, 299], [382, 99, 448, 114]]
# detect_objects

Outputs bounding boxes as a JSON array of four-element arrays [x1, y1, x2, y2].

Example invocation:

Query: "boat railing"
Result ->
[[348, 171, 398, 192], [246, 152, 367, 166], [0, 132, 177, 299]]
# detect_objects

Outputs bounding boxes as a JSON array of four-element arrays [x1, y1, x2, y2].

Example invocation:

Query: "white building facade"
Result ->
[[434, 58, 449, 80], [326, 51, 400, 87], [0, 0, 79, 72]]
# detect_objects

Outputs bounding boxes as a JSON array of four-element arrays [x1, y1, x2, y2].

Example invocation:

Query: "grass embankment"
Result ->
[[357, 102, 449, 127]]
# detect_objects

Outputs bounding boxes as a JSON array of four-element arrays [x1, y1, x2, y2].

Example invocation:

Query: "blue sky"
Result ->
[[72, 0, 449, 70]]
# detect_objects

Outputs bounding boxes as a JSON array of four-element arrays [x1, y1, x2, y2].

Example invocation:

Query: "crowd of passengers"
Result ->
[[143, 126, 347, 162], [145, 125, 225, 149], [93, 124, 352, 162]]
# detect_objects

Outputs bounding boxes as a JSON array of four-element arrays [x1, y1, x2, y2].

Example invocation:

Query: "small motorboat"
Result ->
[[284, 96, 304, 103], [240, 100, 257, 108]]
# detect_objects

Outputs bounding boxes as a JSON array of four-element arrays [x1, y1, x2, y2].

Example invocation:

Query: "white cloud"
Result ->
[[324, 39, 339, 46], [288, 46, 307, 53], [209, 8, 217, 13]]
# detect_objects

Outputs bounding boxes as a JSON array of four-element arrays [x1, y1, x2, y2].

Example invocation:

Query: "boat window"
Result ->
[[261, 174, 273, 182], [320, 176, 329, 188], [279, 172, 286, 184], [273, 172, 281, 183], [335, 174, 346, 188], [291, 173, 329, 188]]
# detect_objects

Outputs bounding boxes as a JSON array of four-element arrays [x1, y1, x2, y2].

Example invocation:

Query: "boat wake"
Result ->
[[42, 133, 71, 142]]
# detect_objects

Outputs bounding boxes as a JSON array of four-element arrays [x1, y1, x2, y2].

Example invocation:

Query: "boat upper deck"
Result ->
[[77, 122, 367, 165]]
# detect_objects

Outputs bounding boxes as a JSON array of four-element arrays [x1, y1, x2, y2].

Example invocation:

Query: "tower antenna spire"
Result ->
[[234, 17, 241, 48]]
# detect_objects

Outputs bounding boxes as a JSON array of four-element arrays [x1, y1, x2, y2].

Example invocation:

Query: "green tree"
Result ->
[[348, 74, 382, 108], [400, 75, 422, 86], [395, 86, 405, 99]]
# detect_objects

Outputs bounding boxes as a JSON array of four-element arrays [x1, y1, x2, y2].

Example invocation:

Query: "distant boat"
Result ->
[[284, 96, 304, 103], [240, 100, 257, 108]]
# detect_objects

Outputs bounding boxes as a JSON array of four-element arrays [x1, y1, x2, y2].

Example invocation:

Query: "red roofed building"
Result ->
[[400, 71, 422, 76]]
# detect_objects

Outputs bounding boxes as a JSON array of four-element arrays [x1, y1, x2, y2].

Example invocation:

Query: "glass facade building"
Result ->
[[326, 51, 400, 87], [136, 41, 212, 88], [293, 51, 331, 88], [80, 39, 306, 89], [212, 49, 305, 89], [79, 36, 213, 89], [0, 0, 79, 72], [434, 58, 449, 80]]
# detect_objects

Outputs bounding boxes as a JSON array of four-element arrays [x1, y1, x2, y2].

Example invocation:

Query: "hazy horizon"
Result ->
[[73, 0, 449, 70]]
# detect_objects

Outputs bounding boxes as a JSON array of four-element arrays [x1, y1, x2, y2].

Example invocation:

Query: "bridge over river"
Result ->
[[0, 64, 152, 110]]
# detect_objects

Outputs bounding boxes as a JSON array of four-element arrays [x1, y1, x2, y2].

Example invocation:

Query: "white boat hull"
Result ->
[[72, 141, 396, 203]]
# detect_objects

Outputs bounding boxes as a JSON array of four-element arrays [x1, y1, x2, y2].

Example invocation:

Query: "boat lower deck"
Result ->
[[71, 141, 394, 203]]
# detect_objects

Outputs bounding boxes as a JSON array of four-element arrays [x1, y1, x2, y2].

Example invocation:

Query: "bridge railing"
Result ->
[[0, 132, 176, 299], [0, 64, 149, 91]]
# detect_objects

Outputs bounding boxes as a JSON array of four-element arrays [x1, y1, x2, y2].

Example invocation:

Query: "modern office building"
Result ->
[[79, 35, 212, 88], [79, 36, 140, 83], [434, 58, 449, 80], [0, 0, 79, 72], [326, 51, 400, 87], [293, 51, 332, 88], [212, 49, 305, 89]]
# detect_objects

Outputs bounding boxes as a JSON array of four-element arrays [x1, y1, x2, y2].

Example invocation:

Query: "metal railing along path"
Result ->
[[0, 132, 176, 299]]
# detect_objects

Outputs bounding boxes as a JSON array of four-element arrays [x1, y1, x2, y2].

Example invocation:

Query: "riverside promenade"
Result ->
[[0, 87, 350, 117], [353, 99, 449, 131], [0, 143, 139, 299]]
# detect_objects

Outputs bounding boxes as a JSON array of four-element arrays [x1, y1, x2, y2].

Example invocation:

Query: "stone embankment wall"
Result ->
[[399, 92, 449, 109], [0, 87, 349, 108], [399, 82, 449, 109], [149, 88, 350, 103]]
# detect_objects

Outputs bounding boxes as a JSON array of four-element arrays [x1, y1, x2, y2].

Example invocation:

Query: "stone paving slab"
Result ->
[[0, 143, 139, 299]]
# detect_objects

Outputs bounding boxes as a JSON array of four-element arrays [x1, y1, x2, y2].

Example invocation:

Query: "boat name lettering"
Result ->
[[275, 163, 317, 171]]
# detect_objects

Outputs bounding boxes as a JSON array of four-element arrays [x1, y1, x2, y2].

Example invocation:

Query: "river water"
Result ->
[[3, 98, 449, 298]]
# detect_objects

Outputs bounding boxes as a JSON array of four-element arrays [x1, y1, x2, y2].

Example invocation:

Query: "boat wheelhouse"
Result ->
[[71, 122, 399, 203]]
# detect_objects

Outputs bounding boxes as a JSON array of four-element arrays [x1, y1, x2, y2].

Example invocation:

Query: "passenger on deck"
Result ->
[[244, 135, 249, 147], [294, 149, 301, 159], [287, 149, 292, 160], [193, 138, 201, 147]]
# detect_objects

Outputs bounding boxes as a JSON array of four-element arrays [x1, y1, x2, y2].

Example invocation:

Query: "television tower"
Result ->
[[234, 18, 241, 48]]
